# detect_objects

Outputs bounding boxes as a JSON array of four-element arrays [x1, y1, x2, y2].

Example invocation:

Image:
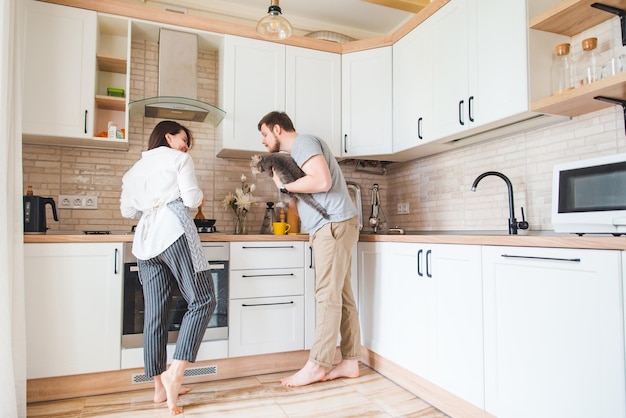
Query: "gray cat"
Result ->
[[250, 153, 330, 219]]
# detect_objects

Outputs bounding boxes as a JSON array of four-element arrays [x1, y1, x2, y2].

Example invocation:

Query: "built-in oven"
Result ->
[[122, 242, 229, 348]]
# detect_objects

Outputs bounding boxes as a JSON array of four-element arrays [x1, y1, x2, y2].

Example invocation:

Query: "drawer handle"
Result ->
[[242, 301, 294, 307], [501, 254, 581, 262], [241, 246, 295, 249], [241, 273, 295, 278]]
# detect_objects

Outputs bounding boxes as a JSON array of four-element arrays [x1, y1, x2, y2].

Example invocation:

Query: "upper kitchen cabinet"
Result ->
[[393, 17, 434, 153], [342, 47, 393, 159], [391, 0, 567, 161], [286, 46, 342, 157], [217, 35, 286, 158], [22, 1, 130, 150]]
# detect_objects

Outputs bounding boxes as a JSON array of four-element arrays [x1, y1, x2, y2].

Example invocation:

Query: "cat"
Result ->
[[250, 153, 330, 219]]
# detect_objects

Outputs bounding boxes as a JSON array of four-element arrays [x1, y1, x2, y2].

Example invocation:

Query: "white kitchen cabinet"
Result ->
[[23, 1, 96, 141], [218, 35, 286, 158], [22, 2, 130, 150], [286, 46, 342, 157], [359, 241, 484, 408], [482, 246, 626, 418], [358, 242, 393, 357], [24, 242, 123, 379], [341, 47, 393, 158], [393, 19, 434, 151], [429, 0, 532, 141], [228, 241, 306, 357]]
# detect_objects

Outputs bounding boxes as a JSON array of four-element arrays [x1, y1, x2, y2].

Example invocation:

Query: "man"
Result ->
[[257, 111, 361, 387]]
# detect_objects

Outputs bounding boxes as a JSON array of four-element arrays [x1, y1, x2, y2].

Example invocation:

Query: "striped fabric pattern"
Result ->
[[138, 235, 216, 377]]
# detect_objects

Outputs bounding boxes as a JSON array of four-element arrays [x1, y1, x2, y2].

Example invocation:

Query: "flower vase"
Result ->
[[234, 211, 248, 235]]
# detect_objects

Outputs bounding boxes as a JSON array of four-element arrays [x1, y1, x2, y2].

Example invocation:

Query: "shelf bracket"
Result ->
[[594, 95, 626, 135], [591, 3, 626, 46]]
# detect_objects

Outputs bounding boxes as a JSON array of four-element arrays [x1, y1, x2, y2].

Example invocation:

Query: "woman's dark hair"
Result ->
[[147, 120, 193, 150], [257, 111, 296, 133]]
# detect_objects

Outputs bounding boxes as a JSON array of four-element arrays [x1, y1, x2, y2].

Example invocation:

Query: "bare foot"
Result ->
[[280, 360, 327, 387], [161, 369, 183, 415], [153, 385, 191, 403], [322, 359, 360, 381]]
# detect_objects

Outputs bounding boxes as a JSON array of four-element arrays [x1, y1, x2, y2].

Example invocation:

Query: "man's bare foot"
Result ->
[[153, 384, 191, 403], [280, 360, 327, 387], [322, 359, 360, 381], [161, 369, 183, 415]]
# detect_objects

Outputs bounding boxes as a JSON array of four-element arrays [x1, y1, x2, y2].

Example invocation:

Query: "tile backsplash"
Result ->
[[22, 20, 626, 234]]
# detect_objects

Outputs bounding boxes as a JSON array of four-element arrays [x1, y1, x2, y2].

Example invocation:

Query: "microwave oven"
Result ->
[[552, 153, 626, 235]]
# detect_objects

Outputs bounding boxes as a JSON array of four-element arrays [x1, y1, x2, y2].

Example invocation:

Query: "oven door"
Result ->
[[122, 255, 229, 349]]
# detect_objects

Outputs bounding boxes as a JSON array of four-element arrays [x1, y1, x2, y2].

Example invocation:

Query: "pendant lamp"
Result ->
[[256, 0, 293, 40]]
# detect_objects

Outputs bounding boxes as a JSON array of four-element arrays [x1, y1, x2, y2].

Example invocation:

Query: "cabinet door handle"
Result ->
[[418, 117, 423, 140], [501, 254, 581, 262], [417, 249, 423, 277], [458, 100, 465, 126], [426, 249, 432, 278], [241, 273, 295, 278], [242, 301, 294, 307], [84, 110, 88, 134], [114, 248, 119, 274], [468, 96, 475, 122], [344, 134, 348, 154], [241, 245, 295, 249], [309, 246, 314, 269]]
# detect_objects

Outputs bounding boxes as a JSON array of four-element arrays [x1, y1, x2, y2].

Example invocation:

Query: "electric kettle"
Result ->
[[23, 195, 58, 234]]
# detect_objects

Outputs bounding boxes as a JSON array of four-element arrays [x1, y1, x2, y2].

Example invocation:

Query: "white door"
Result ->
[[23, 1, 96, 139], [24, 243, 123, 378], [341, 47, 393, 158], [219, 35, 286, 155], [286, 46, 341, 156], [482, 246, 626, 418]]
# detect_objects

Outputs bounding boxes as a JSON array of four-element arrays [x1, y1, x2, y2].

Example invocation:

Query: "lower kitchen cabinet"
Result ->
[[228, 242, 306, 357], [482, 246, 626, 418], [358, 242, 484, 408], [24, 243, 123, 379]]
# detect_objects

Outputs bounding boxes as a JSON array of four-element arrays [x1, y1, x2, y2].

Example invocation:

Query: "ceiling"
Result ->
[[132, 0, 419, 40]]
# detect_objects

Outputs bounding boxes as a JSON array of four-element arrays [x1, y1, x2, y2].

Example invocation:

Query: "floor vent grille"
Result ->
[[131, 365, 218, 384]]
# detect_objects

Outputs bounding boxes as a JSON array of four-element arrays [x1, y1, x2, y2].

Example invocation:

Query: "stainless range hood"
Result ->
[[129, 29, 225, 126]]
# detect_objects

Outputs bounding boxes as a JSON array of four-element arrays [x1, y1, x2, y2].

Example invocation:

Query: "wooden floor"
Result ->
[[27, 364, 450, 417]]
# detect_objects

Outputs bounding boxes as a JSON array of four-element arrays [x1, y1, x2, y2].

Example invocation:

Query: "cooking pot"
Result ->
[[24, 195, 58, 234]]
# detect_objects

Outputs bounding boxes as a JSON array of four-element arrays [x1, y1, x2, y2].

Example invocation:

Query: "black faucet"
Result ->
[[471, 171, 529, 235]]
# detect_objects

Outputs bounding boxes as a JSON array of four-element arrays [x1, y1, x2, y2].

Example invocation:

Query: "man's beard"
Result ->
[[267, 133, 280, 153]]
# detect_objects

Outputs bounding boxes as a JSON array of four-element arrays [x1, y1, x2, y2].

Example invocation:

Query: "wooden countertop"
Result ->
[[23, 231, 626, 250]]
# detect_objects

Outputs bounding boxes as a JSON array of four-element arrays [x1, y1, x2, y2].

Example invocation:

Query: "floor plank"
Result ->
[[27, 364, 450, 417]]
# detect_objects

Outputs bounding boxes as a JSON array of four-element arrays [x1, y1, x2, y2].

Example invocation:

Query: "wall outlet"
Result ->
[[397, 202, 410, 214], [59, 195, 98, 209]]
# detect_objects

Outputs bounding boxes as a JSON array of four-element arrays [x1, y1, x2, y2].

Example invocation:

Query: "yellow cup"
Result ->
[[273, 222, 291, 235]]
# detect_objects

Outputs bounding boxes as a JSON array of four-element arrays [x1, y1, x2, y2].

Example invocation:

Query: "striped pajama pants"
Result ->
[[137, 235, 216, 377]]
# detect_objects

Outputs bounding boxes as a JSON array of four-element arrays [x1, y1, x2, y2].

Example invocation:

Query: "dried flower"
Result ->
[[222, 174, 258, 215]]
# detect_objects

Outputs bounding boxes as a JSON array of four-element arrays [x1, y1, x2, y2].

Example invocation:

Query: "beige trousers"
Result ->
[[309, 216, 361, 368]]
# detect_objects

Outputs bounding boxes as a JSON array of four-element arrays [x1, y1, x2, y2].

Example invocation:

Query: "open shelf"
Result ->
[[96, 53, 127, 74], [531, 71, 626, 116], [95, 95, 125, 112], [530, 0, 626, 36]]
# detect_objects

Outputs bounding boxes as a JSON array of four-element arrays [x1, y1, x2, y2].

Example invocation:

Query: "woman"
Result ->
[[120, 120, 215, 415]]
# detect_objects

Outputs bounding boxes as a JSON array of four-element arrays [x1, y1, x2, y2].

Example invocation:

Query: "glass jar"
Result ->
[[579, 37, 600, 86], [551, 43, 575, 95]]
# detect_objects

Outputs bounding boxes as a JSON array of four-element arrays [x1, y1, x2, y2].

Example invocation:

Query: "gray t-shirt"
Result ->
[[290, 134, 357, 235]]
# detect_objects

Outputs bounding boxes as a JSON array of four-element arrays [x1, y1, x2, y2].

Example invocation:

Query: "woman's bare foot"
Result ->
[[322, 359, 360, 381], [161, 369, 184, 415], [153, 375, 192, 403], [280, 360, 327, 387]]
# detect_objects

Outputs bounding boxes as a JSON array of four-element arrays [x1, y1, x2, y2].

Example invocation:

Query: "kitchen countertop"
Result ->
[[22, 230, 626, 250]]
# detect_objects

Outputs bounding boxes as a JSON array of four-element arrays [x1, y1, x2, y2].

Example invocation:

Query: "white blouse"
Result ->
[[120, 146, 203, 260]]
